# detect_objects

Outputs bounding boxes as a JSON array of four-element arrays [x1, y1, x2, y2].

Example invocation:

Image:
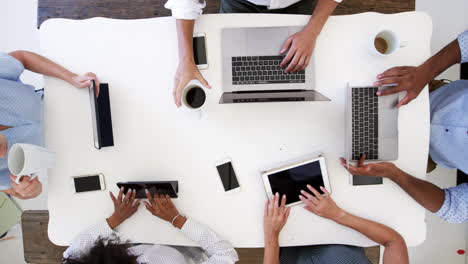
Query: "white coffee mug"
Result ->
[[8, 143, 56, 184], [181, 80, 207, 111], [370, 30, 407, 56]]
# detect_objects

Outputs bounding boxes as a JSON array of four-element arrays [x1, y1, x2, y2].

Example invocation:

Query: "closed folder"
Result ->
[[0, 193, 22, 235]]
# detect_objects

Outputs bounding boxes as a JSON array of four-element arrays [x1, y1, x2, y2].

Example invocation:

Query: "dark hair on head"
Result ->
[[62, 235, 139, 264]]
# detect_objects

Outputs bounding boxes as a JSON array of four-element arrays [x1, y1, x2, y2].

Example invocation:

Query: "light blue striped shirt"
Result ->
[[430, 31, 468, 223], [0, 52, 43, 190]]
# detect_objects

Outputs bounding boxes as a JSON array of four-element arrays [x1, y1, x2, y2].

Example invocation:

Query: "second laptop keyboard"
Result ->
[[352, 87, 379, 160], [231, 56, 305, 85]]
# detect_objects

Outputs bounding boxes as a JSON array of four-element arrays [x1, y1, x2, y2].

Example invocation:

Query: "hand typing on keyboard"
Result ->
[[279, 29, 317, 73]]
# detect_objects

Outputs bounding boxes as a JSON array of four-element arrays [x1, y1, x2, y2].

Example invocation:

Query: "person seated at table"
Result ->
[[62, 188, 239, 264], [263, 190, 408, 264], [0, 50, 99, 200], [165, 0, 342, 107], [373, 30, 468, 174], [341, 154, 467, 223]]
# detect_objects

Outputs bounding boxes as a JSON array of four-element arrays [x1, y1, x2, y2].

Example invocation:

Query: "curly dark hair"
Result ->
[[62, 235, 139, 264]]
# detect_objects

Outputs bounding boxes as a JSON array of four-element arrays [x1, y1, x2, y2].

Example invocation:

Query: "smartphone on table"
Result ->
[[215, 158, 240, 194], [193, 32, 208, 69], [71, 173, 106, 193]]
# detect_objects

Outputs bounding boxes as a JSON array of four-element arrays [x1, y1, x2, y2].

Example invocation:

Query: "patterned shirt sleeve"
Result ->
[[63, 220, 117, 260], [436, 183, 468, 223], [458, 30, 468, 63], [180, 218, 239, 264], [164, 0, 206, 20]]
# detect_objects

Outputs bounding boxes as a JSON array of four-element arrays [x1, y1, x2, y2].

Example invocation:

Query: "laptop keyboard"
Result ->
[[231, 56, 305, 85], [352, 87, 379, 160]]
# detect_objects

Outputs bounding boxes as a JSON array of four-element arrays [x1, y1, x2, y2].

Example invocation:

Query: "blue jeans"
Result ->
[[280, 245, 372, 264]]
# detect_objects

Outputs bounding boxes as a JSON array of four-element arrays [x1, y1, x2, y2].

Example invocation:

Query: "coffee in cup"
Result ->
[[370, 30, 406, 56], [182, 80, 206, 110]]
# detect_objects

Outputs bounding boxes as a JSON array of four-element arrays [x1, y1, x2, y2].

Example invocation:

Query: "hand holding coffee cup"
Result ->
[[9, 174, 43, 200], [181, 80, 207, 111], [8, 143, 56, 184], [370, 30, 407, 56]]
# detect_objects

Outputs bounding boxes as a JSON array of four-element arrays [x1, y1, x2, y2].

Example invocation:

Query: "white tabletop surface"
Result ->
[[40, 11, 432, 247]]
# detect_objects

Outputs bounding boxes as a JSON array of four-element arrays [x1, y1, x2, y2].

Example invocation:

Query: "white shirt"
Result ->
[[63, 218, 239, 264], [165, 0, 342, 20]]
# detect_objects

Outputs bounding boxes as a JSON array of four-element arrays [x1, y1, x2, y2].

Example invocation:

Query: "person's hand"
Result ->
[[0, 133, 7, 158], [299, 185, 344, 221], [279, 29, 317, 73], [107, 188, 140, 229], [264, 193, 291, 240], [339, 154, 402, 180], [144, 191, 186, 228], [173, 60, 211, 107], [70, 72, 100, 96], [373, 65, 432, 107], [9, 174, 42, 199]]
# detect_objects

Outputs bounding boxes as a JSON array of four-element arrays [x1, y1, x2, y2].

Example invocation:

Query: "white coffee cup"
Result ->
[[370, 30, 407, 56], [8, 143, 56, 184], [181, 80, 207, 111]]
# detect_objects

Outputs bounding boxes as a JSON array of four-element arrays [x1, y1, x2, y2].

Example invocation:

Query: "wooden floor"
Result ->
[[37, 0, 414, 28], [23, 210, 379, 264]]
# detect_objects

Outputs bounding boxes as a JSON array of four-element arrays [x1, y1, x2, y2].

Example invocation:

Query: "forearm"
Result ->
[[420, 39, 461, 81], [9, 50, 76, 83], [263, 235, 280, 264], [390, 170, 445, 213], [304, 0, 338, 36], [176, 19, 195, 64], [334, 211, 401, 246]]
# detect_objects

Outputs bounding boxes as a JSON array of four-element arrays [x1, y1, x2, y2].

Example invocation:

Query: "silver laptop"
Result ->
[[220, 26, 330, 104], [345, 85, 399, 164]]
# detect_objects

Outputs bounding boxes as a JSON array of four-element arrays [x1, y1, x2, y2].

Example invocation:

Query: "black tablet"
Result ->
[[116, 181, 178, 199]]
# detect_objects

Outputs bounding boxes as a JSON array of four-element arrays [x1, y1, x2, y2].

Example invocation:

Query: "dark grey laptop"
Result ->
[[220, 26, 330, 104]]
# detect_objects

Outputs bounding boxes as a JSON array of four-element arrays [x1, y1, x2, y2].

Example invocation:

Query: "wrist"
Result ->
[[331, 209, 348, 223], [106, 214, 123, 229], [303, 23, 322, 37], [264, 233, 279, 247], [65, 72, 77, 84], [173, 215, 187, 229], [419, 61, 437, 83], [179, 54, 195, 65]]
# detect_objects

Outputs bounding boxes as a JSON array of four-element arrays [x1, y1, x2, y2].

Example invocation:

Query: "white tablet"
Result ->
[[262, 156, 331, 207]]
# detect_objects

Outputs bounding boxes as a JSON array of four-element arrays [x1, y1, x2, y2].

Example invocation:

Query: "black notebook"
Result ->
[[89, 82, 114, 149]]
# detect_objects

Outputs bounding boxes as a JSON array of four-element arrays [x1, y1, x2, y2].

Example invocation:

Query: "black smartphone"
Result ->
[[215, 158, 240, 193], [193, 33, 208, 69], [72, 174, 106, 193]]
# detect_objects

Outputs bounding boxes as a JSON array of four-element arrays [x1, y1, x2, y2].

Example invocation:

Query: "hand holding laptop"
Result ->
[[70, 72, 100, 96], [339, 154, 401, 180], [373, 66, 431, 107]]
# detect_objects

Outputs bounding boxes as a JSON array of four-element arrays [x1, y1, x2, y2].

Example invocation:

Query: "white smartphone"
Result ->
[[193, 32, 208, 70], [262, 156, 331, 207], [71, 173, 106, 193], [215, 158, 241, 194]]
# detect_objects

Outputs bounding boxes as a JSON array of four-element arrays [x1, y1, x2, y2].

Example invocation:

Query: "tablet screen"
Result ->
[[268, 160, 325, 205]]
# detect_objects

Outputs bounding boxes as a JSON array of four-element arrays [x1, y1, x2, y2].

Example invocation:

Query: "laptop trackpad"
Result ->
[[378, 138, 398, 160], [378, 109, 398, 138], [378, 92, 399, 108], [246, 27, 289, 55]]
